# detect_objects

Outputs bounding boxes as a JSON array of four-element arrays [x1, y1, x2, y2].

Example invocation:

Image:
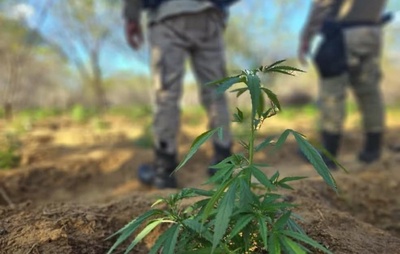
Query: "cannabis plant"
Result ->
[[107, 60, 337, 254]]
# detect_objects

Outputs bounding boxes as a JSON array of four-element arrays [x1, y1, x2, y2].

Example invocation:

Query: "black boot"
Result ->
[[208, 143, 232, 176], [320, 131, 341, 170], [358, 132, 382, 163], [138, 149, 178, 189]]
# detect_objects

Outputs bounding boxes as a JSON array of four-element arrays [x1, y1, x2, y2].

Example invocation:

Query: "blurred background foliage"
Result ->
[[0, 0, 399, 118]]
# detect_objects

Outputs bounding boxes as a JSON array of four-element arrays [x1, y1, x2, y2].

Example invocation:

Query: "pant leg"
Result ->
[[318, 73, 348, 134], [149, 19, 188, 154], [344, 27, 385, 133], [187, 10, 232, 148]]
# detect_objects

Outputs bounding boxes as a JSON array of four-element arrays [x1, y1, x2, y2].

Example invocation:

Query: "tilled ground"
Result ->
[[1, 116, 400, 254]]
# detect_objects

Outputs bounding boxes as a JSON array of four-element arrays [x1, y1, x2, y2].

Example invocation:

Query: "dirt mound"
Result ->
[[1, 116, 400, 253]]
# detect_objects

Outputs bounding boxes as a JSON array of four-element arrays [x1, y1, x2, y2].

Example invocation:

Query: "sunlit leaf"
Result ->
[[124, 219, 169, 254]]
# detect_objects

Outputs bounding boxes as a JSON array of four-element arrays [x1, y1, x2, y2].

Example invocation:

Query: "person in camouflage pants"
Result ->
[[298, 0, 389, 169], [123, 0, 234, 188]]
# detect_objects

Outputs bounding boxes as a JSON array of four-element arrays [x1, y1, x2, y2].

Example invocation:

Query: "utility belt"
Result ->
[[142, 0, 239, 10], [314, 13, 393, 78]]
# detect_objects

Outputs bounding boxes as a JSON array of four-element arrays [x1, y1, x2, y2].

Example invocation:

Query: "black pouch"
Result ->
[[314, 20, 347, 78], [142, 0, 166, 9]]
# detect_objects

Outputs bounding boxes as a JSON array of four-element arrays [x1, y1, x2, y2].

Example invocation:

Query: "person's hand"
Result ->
[[125, 19, 143, 50], [298, 39, 310, 66]]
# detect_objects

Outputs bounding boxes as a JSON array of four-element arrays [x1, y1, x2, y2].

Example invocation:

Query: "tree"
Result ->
[[225, 0, 306, 70], [0, 1, 52, 119], [43, 0, 123, 109]]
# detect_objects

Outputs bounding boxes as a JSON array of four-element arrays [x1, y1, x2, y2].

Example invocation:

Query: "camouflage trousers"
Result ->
[[149, 9, 232, 154], [318, 26, 385, 134]]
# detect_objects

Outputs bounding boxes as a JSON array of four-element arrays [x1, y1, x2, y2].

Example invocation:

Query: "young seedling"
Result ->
[[107, 60, 337, 254]]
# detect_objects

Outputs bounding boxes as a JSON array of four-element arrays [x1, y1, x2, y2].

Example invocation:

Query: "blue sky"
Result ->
[[4, 0, 400, 77]]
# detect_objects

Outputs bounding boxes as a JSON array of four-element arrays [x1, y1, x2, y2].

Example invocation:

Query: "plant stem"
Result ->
[[248, 120, 256, 184]]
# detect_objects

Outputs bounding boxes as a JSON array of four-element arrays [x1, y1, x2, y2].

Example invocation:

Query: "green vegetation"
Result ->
[[107, 61, 337, 254], [70, 104, 98, 124], [0, 133, 21, 170]]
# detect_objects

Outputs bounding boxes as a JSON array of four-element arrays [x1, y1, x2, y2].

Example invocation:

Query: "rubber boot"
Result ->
[[358, 132, 382, 164], [208, 143, 232, 176], [138, 149, 178, 189], [321, 131, 341, 170]]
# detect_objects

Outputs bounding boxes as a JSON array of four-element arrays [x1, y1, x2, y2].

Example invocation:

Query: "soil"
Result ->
[[1, 114, 400, 254]]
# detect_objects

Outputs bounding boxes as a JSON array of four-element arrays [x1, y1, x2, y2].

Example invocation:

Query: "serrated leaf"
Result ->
[[175, 128, 221, 172], [124, 219, 168, 254], [257, 93, 265, 118], [282, 230, 333, 254], [212, 183, 237, 253], [250, 165, 275, 190], [182, 219, 213, 242], [230, 87, 248, 97], [266, 66, 304, 76], [274, 129, 291, 151], [258, 216, 268, 250], [227, 214, 253, 240], [239, 178, 257, 208], [188, 198, 210, 214], [268, 232, 282, 254], [191, 188, 214, 197], [270, 171, 280, 183], [205, 162, 234, 185], [238, 140, 249, 149], [246, 73, 261, 119], [262, 60, 287, 72], [255, 136, 275, 152], [281, 236, 307, 254], [107, 210, 160, 254], [205, 74, 240, 86], [274, 211, 291, 230], [203, 177, 235, 222], [233, 108, 243, 123], [253, 162, 270, 168], [277, 182, 294, 190], [262, 193, 282, 202], [262, 107, 276, 119], [149, 225, 178, 254], [261, 87, 281, 111], [291, 130, 337, 192], [279, 176, 307, 183], [287, 218, 306, 235], [215, 76, 243, 94], [162, 224, 180, 254]]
